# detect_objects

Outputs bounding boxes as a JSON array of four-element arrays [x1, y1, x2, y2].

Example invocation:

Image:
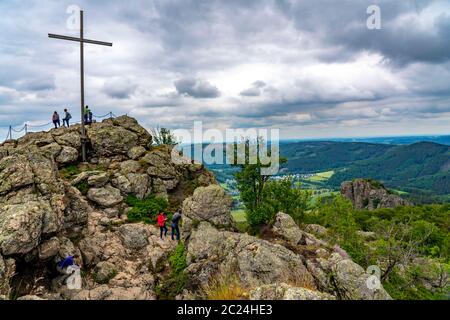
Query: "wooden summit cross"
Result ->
[[49, 10, 112, 162]]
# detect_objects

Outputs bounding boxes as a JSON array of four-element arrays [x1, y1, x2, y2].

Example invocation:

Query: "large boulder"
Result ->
[[120, 160, 142, 175], [0, 154, 34, 196], [56, 146, 79, 164], [87, 186, 123, 208], [38, 237, 60, 260], [186, 222, 316, 290], [127, 146, 146, 160], [87, 123, 139, 157], [182, 185, 234, 235], [16, 131, 54, 148], [87, 172, 110, 188], [110, 116, 152, 148], [141, 150, 179, 179], [63, 184, 90, 232], [0, 201, 45, 255], [40, 143, 62, 159], [118, 224, 149, 250], [52, 129, 82, 148], [306, 253, 392, 300], [94, 261, 118, 284], [272, 212, 305, 245], [341, 179, 410, 210]]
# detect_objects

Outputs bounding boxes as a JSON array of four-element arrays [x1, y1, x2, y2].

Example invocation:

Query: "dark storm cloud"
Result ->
[[174, 78, 221, 99], [275, 0, 450, 65], [0, 0, 449, 139]]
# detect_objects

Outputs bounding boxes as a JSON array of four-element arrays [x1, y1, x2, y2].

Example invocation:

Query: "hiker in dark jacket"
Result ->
[[171, 209, 182, 241], [52, 111, 60, 128], [62, 108, 72, 127]]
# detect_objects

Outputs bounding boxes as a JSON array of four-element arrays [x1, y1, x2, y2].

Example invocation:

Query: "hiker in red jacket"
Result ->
[[157, 212, 168, 239]]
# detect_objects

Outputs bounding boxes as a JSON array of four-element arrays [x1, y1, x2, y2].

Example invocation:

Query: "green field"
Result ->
[[306, 170, 335, 182]]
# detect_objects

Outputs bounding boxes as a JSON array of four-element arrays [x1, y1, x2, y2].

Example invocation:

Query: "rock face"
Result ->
[[0, 115, 216, 300], [182, 185, 235, 238], [186, 222, 316, 290], [184, 209, 391, 300], [272, 212, 305, 245], [87, 186, 123, 208], [341, 179, 410, 210]]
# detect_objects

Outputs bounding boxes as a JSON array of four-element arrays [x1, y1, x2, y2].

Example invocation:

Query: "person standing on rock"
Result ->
[[171, 209, 182, 241], [63, 108, 72, 127], [52, 111, 60, 128], [84, 105, 92, 125], [157, 212, 168, 239]]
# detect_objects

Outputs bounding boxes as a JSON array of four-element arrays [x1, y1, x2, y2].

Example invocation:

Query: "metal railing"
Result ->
[[1, 111, 119, 143]]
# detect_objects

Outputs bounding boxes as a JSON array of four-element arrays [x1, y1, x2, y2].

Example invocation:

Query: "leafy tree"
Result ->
[[151, 127, 177, 146], [254, 178, 311, 225], [315, 195, 368, 266], [231, 138, 301, 228]]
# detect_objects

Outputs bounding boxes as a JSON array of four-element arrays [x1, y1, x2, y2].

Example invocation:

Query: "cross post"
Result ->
[[49, 10, 112, 162]]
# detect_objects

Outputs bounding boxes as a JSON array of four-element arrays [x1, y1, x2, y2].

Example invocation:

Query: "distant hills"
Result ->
[[283, 135, 450, 146], [195, 137, 450, 203], [280, 141, 393, 174], [328, 142, 450, 195]]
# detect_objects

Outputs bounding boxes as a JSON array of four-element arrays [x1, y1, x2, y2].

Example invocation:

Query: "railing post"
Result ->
[[25, 124, 28, 135], [8, 125, 12, 140]]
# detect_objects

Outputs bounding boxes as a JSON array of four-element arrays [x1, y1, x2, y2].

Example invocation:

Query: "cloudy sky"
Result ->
[[0, 0, 449, 141]]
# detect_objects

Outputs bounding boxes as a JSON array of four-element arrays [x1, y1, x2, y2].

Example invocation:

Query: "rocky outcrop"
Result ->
[[182, 209, 391, 300], [0, 115, 216, 300], [186, 222, 316, 290], [182, 185, 234, 238], [272, 212, 305, 245], [341, 179, 410, 210]]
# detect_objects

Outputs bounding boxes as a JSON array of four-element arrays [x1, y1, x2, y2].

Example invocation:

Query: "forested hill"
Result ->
[[328, 142, 450, 195], [280, 141, 394, 174], [197, 140, 449, 200]]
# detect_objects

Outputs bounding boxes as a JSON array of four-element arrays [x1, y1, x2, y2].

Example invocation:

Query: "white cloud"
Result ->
[[0, 0, 449, 140]]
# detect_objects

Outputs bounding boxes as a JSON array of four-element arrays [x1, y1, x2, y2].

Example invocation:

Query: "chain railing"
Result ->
[[0, 111, 119, 143]]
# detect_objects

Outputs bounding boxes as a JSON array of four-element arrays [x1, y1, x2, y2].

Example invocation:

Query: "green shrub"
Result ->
[[156, 242, 188, 299], [60, 164, 80, 180], [169, 242, 187, 274], [245, 178, 311, 229], [125, 194, 169, 224], [74, 181, 89, 195], [314, 195, 369, 266]]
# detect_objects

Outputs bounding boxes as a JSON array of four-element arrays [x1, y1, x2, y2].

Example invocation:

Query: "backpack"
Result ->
[[172, 212, 181, 224], [66, 112, 72, 120]]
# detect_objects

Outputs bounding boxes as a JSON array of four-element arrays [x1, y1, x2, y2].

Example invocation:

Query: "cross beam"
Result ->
[[48, 34, 112, 47], [48, 10, 112, 162]]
